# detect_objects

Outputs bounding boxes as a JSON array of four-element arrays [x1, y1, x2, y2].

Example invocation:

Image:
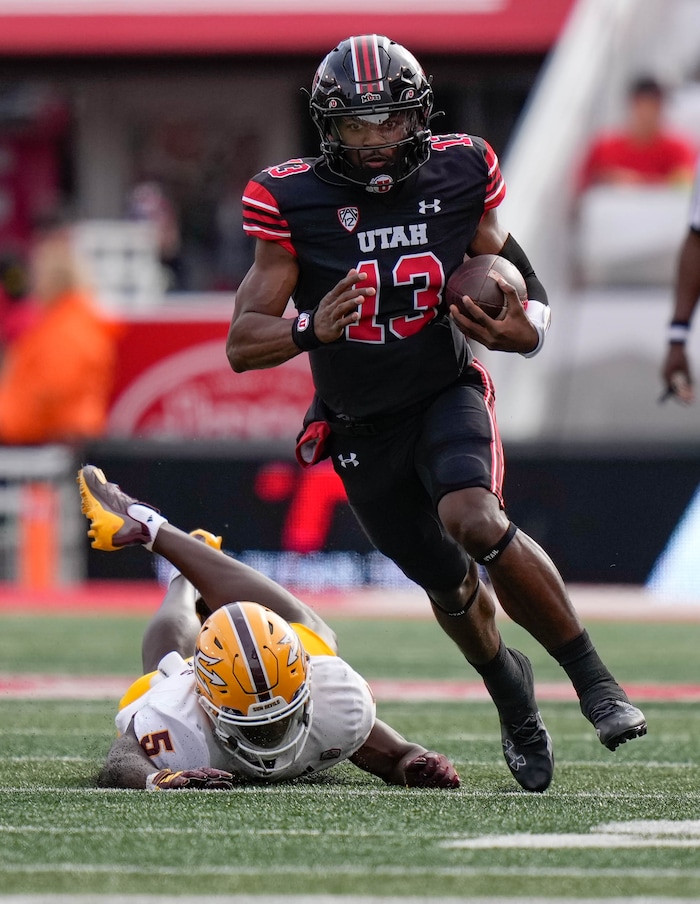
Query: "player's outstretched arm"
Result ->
[[98, 719, 236, 790], [661, 228, 700, 403], [349, 719, 460, 789]]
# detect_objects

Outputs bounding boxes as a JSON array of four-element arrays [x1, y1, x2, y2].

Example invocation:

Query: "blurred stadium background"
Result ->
[[0, 0, 699, 610]]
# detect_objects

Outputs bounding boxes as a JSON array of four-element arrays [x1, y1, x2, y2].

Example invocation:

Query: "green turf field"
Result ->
[[1, 613, 699, 899]]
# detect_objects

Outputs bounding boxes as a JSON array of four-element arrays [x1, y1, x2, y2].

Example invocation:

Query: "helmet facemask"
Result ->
[[194, 602, 313, 778], [324, 109, 429, 192], [309, 34, 434, 191], [198, 686, 312, 777]]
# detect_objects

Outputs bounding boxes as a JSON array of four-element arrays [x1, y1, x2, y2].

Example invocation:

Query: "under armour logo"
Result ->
[[337, 453, 359, 469], [418, 198, 441, 214], [503, 739, 526, 771]]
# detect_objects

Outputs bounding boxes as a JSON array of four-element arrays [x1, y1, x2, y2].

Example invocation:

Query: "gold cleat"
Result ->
[[189, 528, 223, 551], [77, 465, 156, 550]]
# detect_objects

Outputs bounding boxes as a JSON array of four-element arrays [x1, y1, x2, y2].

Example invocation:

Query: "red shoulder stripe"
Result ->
[[241, 180, 295, 256], [482, 140, 506, 210]]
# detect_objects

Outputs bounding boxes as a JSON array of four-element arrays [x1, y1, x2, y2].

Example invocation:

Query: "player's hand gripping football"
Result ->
[[450, 272, 540, 354], [145, 767, 236, 790], [312, 269, 372, 342], [402, 751, 460, 789]]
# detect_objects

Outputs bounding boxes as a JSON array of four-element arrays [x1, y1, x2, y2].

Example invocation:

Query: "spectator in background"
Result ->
[[215, 135, 260, 290], [0, 226, 121, 444], [579, 76, 696, 190], [127, 180, 183, 291], [216, 174, 255, 291], [0, 254, 39, 357], [661, 158, 700, 404]]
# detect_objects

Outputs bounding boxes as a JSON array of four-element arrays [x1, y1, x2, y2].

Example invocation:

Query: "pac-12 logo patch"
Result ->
[[338, 207, 359, 232]]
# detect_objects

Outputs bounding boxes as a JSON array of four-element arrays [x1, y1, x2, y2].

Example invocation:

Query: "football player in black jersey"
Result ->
[[227, 34, 647, 792]]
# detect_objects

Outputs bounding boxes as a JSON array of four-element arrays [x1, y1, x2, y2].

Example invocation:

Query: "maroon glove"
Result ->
[[145, 767, 235, 790], [404, 752, 460, 789]]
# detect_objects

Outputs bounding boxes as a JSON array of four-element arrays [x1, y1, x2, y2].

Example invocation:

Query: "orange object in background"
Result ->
[[0, 287, 121, 445], [0, 227, 122, 445], [18, 481, 58, 589]]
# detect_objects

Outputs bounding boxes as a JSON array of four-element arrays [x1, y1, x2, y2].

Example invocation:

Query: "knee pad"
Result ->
[[475, 522, 518, 566]]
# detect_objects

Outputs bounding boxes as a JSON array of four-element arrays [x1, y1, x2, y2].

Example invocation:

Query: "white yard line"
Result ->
[[2, 898, 700, 904]]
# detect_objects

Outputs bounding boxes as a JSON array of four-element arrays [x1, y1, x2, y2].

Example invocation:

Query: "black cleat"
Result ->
[[589, 699, 647, 750], [501, 710, 554, 793], [499, 649, 554, 792]]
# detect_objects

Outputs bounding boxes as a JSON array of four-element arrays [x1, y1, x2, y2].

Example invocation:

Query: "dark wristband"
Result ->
[[668, 321, 690, 344], [291, 311, 323, 351], [495, 233, 549, 306]]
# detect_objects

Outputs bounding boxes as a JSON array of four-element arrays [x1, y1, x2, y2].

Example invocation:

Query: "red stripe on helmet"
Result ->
[[350, 34, 384, 94]]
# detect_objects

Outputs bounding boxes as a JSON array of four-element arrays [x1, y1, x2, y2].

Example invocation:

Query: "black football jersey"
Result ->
[[242, 134, 505, 418]]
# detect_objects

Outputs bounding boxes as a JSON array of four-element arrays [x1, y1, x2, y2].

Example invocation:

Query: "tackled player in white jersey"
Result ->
[[78, 464, 460, 791]]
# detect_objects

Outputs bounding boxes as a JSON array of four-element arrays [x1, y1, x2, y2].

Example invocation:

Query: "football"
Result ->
[[446, 254, 527, 320]]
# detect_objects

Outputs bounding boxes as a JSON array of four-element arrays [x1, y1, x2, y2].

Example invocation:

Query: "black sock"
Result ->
[[471, 640, 534, 722], [550, 630, 628, 713]]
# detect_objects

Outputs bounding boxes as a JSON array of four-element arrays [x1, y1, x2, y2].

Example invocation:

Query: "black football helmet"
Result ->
[[309, 34, 434, 191]]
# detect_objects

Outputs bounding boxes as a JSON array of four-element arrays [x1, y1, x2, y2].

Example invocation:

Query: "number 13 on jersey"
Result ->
[[346, 253, 445, 344]]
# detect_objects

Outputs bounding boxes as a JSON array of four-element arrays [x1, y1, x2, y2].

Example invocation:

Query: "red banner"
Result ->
[[107, 311, 314, 440], [0, 2, 575, 56]]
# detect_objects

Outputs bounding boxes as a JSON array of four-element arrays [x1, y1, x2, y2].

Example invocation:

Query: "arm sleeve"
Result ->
[[498, 233, 549, 305]]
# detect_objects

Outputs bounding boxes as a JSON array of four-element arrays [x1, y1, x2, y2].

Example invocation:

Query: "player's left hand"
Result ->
[[661, 344, 694, 404], [145, 767, 236, 790], [403, 751, 460, 789], [450, 273, 539, 354]]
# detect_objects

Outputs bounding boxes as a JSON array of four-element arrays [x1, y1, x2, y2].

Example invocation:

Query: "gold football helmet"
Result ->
[[194, 602, 312, 777]]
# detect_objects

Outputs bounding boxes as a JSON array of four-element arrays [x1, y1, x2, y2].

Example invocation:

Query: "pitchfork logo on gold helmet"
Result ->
[[194, 602, 312, 777]]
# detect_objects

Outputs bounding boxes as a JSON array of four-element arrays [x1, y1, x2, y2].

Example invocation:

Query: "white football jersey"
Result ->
[[115, 654, 376, 781]]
